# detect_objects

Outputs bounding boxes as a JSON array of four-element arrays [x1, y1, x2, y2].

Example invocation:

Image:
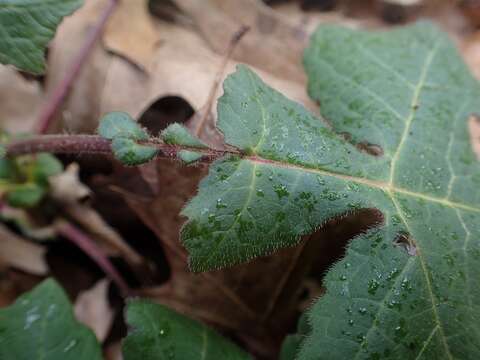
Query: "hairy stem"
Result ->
[[36, 0, 119, 134], [6, 134, 238, 161]]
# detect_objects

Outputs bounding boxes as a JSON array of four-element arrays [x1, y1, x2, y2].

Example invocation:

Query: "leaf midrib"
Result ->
[[246, 155, 480, 213], [388, 40, 440, 187], [390, 196, 454, 360]]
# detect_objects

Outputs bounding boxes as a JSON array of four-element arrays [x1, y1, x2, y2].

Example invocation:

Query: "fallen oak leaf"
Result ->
[[103, 0, 161, 72], [0, 224, 48, 275], [74, 278, 114, 342]]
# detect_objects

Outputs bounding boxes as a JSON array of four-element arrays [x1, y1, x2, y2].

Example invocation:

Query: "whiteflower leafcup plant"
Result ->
[[0, 1, 479, 359]]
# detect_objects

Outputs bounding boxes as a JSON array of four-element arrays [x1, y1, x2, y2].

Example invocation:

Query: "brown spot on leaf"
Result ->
[[357, 142, 384, 157], [394, 232, 417, 256], [468, 114, 480, 160]]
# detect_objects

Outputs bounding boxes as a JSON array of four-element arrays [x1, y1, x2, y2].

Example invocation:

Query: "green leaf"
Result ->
[[181, 22, 480, 359], [181, 64, 378, 271], [161, 123, 208, 148], [178, 150, 203, 164], [280, 313, 310, 360], [280, 335, 304, 360], [0, 0, 84, 74], [295, 22, 480, 360], [111, 137, 158, 166], [0, 157, 15, 179], [123, 300, 252, 360], [32, 153, 63, 184], [98, 112, 149, 141], [6, 182, 45, 208], [0, 278, 102, 360], [98, 112, 158, 166]]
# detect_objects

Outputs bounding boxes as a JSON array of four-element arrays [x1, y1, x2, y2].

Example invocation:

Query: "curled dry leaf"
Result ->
[[74, 278, 114, 342], [0, 206, 56, 241], [0, 224, 48, 275], [100, 19, 317, 123], [49, 163, 91, 204], [103, 0, 161, 72], [38, 0, 316, 133], [0, 67, 43, 133], [172, 0, 307, 82]]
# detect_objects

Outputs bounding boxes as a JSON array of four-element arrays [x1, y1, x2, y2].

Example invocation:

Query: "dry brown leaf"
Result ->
[[100, 20, 317, 123], [74, 278, 114, 342], [0, 207, 56, 240], [172, 0, 307, 82], [0, 224, 48, 275], [64, 203, 143, 266], [0, 67, 43, 133], [469, 114, 480, 160], [103, 0, 161, 72], [49, 163, 91, 204], [46, 0, 112, 133]]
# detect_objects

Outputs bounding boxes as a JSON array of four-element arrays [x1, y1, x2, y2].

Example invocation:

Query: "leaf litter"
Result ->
[[1, 0, 480, 358]]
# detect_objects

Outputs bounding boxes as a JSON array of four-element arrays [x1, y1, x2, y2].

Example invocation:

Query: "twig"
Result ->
[[54, 219, 131, 296], [7, 135, 111, 155], [36, 0, 119, 134], [191, 26, 250, 137], [6, 134, 239, 161]]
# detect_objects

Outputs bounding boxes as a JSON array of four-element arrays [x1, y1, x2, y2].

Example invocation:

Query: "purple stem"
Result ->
[[6, 134, 236, 161], [55, 220, 131, 296]]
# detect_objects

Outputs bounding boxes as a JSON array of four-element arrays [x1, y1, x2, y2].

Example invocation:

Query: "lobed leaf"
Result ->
[[178, 149, 204, 164], [123, 300, 252, 360], [294, 22, 480, 360], [161, 123, 208, 148], [181, 64, 383, 271], [111, 137, 158, 166], [180, 22, 480, 359], [98, 112, 149, 141], [0, 279, 102, 360], [0, 152, 63, 208], [98, 112, 158, 166], [6, 182, 45, 208], [0, 0, 84, 74]]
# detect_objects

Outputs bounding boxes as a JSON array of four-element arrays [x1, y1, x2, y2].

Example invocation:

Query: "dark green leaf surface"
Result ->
[[98, 112, 149, 141], [161, 123, 208, 148], [6, 182, 45, 207], [0, 152, 62, 207], [98, 112, 158, 166], [296, 22, 480, 360], [181, 22, 480, 359], [111, 137, 158, 166], [182, 64, 385, 271], [0, 0, 83, 74], [280, 314, 310, 360], [123, 300, 252, 360], [179, 150, 203, 164], [0, 279, 102, 360], [31, 153, 63, 184]]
